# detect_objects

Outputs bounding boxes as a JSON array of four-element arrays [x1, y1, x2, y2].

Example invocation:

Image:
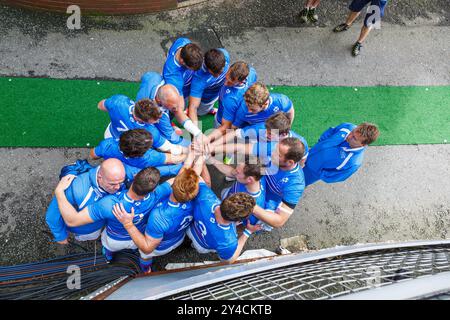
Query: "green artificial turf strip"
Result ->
[[0, 77, 449, 147]]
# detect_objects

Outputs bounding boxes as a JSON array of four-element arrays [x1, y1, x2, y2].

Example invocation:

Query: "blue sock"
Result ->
[[139, 257, 153, 272], [102, 246, 114, 262]]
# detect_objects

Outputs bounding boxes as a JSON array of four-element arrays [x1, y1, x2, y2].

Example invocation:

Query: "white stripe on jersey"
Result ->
[[336, 153, 354, 170], [79, 187, 94, 209], [266, 174, 282, 195]]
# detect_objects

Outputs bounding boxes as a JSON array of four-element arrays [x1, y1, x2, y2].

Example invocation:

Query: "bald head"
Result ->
[[98, 158, 126, 194], [157, 84, 181, 112]]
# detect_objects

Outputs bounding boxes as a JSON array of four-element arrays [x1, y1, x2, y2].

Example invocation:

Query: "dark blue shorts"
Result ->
[[350, 0, 388, 27]]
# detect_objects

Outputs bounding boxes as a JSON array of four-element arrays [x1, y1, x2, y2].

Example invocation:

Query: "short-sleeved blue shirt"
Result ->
[[146, 198, 194, 251], [190, 48, 230, 103], [94, 138, 166, 168], [265, 162, 305, 208], [188, 183, 238, 260], [216, 67, 258, 125], [232, 93, 293, 128], [45, 166, 121, 241], [88, 182, 172, 241], [303, 123, 366, 185], [104, 94, 165, 149], [163, 38, 195, 98]]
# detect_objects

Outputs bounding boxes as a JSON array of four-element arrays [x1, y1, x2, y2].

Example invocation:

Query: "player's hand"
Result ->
[[57, 239, 69, 245], [193, 133, 209, 154], [112, 203, 134, 228], [203, 140, 212, 158], [55, 175, 76, 195], [192, 135, 203, 155], [246, 221, 263, 234]]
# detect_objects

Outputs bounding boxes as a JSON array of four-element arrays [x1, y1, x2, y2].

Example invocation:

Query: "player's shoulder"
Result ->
[[107, 94, 132, 105], [70, 169, 94, 199], [247, 67, 258, 84], [172, 37, 191, 49], [98, 137, 118, 151], [100, 192, 121, 206], [285, 164, 305, 185], [90, 192, 121, 215], [215, 225, 238, 254], [142, 72, 164, 85], [271, 92, 291, 104], [197, 183, 217, 199], [221, 86, 239, 101], [217, 48, 230, 62], [193, 65, 209, 80], [337, 123, 357, 131], [149, 201, 168, 220]]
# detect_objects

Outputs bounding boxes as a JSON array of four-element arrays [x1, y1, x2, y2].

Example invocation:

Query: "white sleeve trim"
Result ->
[[278, 205, 294, 215], [339, 128, 351, 134]]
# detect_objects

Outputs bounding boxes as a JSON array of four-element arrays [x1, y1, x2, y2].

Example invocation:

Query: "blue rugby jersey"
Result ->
[[265, 162, 305, 208], [134, 71, 186, 145], [94, 138, 166, 168], [145, 198, 194, 251], [190, 48, 230, 103], [163, 38, 195, 98], [188, 183, 238, 260], [232, 93, 293, 128], [303, 123, 366, 186], [88, 182, 172, 241], [104, 94, 165, 149], [216, 67, 258, 125], [46, 166, 123, 241]]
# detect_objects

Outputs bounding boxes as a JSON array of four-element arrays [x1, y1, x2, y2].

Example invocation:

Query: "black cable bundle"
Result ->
[[0, 250, 141, 300]]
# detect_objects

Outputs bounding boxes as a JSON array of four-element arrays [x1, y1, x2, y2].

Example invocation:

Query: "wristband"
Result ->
[[183, 119, 202, 137], [243, 229, 252, 238]]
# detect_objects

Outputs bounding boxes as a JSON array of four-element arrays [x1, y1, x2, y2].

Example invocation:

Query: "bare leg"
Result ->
[[357, 25, 372, 43], [346, 11, 361, 26], [308, 0, 320, 8]]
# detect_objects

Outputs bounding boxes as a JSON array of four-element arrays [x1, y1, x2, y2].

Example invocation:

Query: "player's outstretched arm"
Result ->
[[212, 142, 252, 157], [97, 99, 107, 112], [54, 175, 95, 227], [112, 204, 162, 255], [252, 203, 294, 229], [207, 119, 233, 143], [207, 156, 236, 178], [192, 154, 205, 176], [187, 96, 202, 126], [157, 140, 188, 156], [89, 148, 101, 160], [225, 221, 262, 264], [209, 127, 238, 149], [164, 153, 188, 165]]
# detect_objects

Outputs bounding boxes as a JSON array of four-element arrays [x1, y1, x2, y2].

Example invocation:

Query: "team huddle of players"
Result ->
[[46, 38, 380, 272]]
